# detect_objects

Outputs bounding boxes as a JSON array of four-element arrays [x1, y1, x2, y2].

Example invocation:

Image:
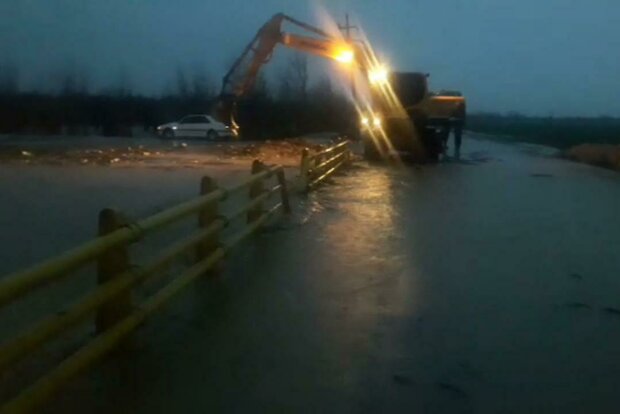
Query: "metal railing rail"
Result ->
[[0, 159, 290, 414], [299, 140, 351, 191]]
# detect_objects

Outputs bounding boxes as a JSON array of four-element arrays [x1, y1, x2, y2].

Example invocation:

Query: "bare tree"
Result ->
[[252, 72, 270, 98], [173, 64, 216, 99], [189, 64, 215, 99], [111, 67, 132, 97], [0, 62, 19, 95], [290, 52, 308, 101], [309, 76, 333, 101], [56, 63, 90, 96], [176, 66, 189, 98], [277, 66, 292, 101], [278, 52, 308, 102], [77, 71, 89, 95]]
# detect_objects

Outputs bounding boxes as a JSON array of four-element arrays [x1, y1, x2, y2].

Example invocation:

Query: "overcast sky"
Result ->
[[1, 0, 619, 116]]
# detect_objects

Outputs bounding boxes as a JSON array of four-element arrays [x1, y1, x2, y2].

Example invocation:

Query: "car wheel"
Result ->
[[163, 128, 175, 139], [207, 130, 218, 141]]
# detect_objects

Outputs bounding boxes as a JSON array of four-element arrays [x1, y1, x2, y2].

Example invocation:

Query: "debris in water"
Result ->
[[392, 374, 414, 386], [563, 302, 592, 310], [602, 307, 620, 316], [21, 150, 33, 157], [437, 382, 468, 399], [457, 361, 485, 381]]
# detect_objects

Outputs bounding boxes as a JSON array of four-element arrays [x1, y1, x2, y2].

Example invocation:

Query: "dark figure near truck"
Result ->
[[438, 90, 466, 159], [442, 122, 464, 158]]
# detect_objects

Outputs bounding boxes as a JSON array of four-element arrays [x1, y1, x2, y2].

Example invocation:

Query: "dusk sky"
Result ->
[[1, 0, 619, 116]]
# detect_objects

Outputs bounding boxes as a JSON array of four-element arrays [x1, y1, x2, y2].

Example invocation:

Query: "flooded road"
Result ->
[[15, 135, 620, 412]]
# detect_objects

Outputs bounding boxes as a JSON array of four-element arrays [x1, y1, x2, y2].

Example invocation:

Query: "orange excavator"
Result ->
[[216, 13, 466, 162], [216, 13, 357, 136]]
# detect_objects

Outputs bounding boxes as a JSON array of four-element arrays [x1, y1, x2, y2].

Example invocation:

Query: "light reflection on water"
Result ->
[[296, 164, 421, 392], [305, 165, 418, 309], [308, 167, 416, 333]]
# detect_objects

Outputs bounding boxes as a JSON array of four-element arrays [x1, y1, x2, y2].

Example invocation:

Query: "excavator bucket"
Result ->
[[213, 95, 240, 138]]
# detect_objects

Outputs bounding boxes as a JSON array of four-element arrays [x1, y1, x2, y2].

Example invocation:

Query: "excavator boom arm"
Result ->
[[220, 13, 351, 98], [216, 13, 364, 135], [220, 14, 283, 98]]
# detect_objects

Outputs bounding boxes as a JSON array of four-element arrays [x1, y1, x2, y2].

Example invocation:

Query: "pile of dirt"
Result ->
[[563, 144, 620, 171], [0, 137, 338, 168], [0, 146, 167, 166], [215, 138, 326, 165]]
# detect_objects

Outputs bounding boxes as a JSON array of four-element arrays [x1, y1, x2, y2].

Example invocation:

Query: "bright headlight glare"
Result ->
[[373, 117, 381, 127], [369, 66, 389, 85], [335, 49, 354, 64], [361, 117, 369, 125]]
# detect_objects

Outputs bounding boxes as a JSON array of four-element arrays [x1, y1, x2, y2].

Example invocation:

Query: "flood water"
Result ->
[[4, 135, 620, 413]]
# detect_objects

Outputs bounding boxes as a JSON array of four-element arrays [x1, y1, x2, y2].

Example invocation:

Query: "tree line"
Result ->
[[6, 58, 617, 147], [0, 55, 355, 139]]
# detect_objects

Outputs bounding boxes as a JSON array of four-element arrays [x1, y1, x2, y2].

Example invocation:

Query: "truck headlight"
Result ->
[[361, 117, 369, 126], [373, 117, 381, 128]]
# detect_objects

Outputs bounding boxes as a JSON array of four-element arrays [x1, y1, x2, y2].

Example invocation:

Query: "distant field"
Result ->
[[467, 114, 620, 149]]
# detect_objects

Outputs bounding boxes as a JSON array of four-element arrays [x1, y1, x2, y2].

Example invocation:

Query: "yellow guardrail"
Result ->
[[299, 140, 352, 192], [0, 159, 290, 414]]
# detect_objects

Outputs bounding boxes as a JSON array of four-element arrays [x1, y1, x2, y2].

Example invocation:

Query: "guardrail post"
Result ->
[[300, 148, 310, 191], [343, 142, 351, 165], [197, 176, 221, 275], [276, 168, 292, 214], [96, 208, 132, 334], [248, 160, 266, 223]]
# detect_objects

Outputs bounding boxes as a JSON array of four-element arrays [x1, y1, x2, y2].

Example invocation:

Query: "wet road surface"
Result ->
[[25, 135, 620, 412]]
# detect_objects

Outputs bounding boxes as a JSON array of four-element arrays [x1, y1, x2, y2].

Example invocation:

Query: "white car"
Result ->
[[157, 115, 233, 140]]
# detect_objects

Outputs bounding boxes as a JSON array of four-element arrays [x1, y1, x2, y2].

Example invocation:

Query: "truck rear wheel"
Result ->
[[363, 139, 381, 161], [420, 128, 442, 161]]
